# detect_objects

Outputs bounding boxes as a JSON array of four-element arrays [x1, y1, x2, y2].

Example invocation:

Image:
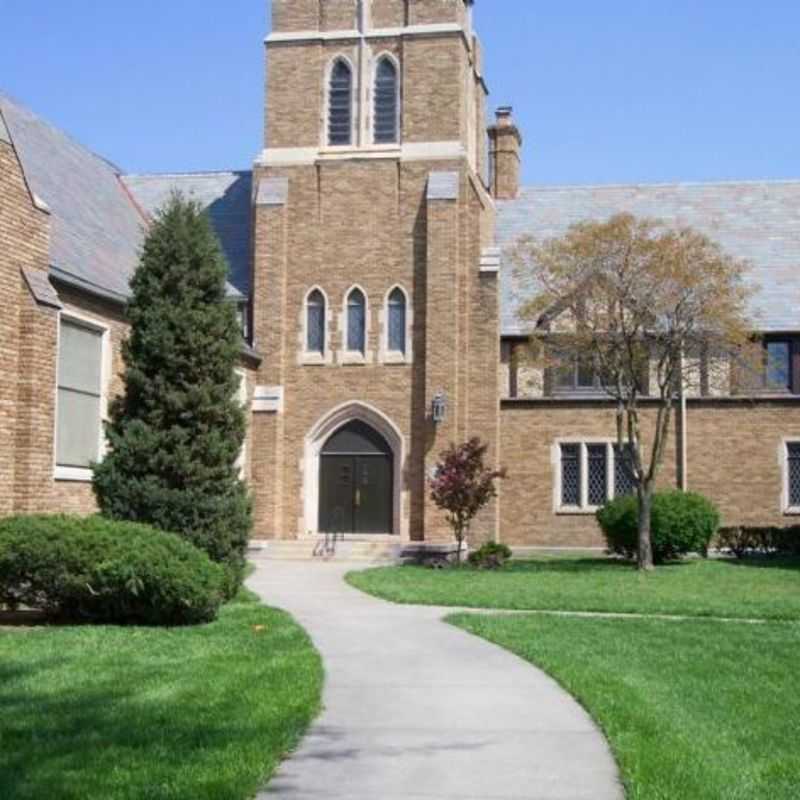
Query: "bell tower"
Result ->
[[250, 0, 501, 547]]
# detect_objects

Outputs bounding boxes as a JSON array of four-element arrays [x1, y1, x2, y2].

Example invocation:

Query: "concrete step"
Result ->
[[250, 538, 404, 563]]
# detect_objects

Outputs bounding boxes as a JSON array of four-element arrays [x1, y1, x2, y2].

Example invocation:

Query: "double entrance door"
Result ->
[[318, 420, 394, 535]]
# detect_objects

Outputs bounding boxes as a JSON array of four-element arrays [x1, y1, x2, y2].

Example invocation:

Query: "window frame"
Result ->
[[234, 369, 249, 481], [553, 439, 636, 515], [341, 285, 370, 364], [326, 56, 355, 148], [372, 53, 401, 146], [764, 337, 794, 394], [53, 311, 111, 483], [781, 438, 800, 515], [381, 284, 411, 364], [301, 287, 330, 366]]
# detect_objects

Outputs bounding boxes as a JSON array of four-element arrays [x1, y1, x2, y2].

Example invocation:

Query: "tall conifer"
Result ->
[[94, 195, 252, 591]]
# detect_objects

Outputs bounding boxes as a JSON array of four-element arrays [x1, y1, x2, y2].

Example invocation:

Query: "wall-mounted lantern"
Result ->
[[431, 391, 447, 425]]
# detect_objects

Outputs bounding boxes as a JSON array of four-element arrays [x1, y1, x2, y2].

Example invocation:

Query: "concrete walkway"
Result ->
[[249, 560, 623, 800]]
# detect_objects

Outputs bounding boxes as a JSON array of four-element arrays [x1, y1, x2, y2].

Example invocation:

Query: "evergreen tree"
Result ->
[[93, 194, 252, 593]]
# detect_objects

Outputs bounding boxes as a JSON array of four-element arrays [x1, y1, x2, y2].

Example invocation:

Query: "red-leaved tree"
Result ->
[[429, 438, 506, 563]]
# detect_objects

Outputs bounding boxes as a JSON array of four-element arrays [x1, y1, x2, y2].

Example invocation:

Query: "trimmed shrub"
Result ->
[[717, 526, 800, 558], [0, 515, 225, 625], [597, 491, 720, 563], [468, 542, 513, 570]]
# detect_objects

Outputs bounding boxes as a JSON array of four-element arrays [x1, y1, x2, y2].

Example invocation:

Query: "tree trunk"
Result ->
[[637, 487, 655, 571]]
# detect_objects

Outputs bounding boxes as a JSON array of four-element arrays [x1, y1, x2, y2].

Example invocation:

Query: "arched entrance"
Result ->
[[319, 420, 393, 534]]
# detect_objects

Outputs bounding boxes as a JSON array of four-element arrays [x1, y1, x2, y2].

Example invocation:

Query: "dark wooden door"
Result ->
[[353, 455, 393, 534], [319, 455, 356, 534], [319, 421, 394, 535], [319, 455, 393, 534]]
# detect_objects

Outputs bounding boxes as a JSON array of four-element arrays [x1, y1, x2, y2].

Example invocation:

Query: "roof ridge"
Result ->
[[515, 178, 800, 192], [123, 169, 252, 179], [0, 89, 125, 175]]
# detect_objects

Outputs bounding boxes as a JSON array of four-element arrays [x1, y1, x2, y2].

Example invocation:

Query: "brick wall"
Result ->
[[0, 135, 51, 516], [498, 399, 800, 548]]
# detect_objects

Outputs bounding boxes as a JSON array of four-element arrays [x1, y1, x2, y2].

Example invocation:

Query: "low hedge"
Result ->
[[468, 542, 513, 570], [597, 491, 720, 563], [717, 525, 800, 559], [0, 515, 225, 625]]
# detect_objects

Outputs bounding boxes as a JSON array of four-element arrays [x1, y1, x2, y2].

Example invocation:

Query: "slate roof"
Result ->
[[123, 172, 253, 297], [0, 93, 250, 301], [0, 93, 144, 300], [497, 182, 800, 335]]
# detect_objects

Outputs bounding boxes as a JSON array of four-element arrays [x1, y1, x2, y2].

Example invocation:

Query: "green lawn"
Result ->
[[0, 590, 323, 800], [450, 613, 800, 800], [347, 557, 800, 620]]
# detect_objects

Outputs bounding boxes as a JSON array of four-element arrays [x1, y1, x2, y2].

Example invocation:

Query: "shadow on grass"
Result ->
[[505, 557, 695, 575], [723, 556, 800, 571]]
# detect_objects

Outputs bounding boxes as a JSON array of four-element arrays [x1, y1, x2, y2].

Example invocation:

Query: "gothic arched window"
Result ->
[[347, 288, 367, 354], [328, 59, 353, 146], [374, 57, 399, 144], [306, 289, 326, 354], [387, 287, 407, 354]]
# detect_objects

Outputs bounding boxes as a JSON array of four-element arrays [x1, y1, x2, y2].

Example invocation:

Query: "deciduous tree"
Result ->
[[512, 214, 754, 570]]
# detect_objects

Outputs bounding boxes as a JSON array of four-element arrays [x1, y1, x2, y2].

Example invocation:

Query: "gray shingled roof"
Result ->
[[0, 93, 144, 300], [0, 93, 250, 302], [123, 172, 253, 297], [497, 182, 800, 335]]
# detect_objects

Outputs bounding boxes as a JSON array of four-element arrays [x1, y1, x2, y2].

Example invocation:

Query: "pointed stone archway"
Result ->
[[302, 401, 407, 540]]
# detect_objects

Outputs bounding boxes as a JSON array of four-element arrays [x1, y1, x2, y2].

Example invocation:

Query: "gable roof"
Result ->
[[122, 172, 253, 297], [0, 93, 144, 301], [497, 181, 800, 335], [0, 93, 251, 302]]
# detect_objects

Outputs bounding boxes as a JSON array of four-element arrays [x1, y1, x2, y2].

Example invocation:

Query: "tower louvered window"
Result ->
[[307, 290, 326, 354], [328, 60, 353, 146], [387, 288, 406, 354], [347, 289, 366, 354], [374, 58, 399, 144]]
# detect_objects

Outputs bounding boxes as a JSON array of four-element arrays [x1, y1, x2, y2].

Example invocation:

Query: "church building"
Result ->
[[2, 0, 800, 557]]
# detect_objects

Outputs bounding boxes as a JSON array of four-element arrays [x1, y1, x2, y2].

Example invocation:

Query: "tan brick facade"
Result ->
[[253, 0, 497, 543], [0, 132, 53, 516], [3, 0, 799, 554]]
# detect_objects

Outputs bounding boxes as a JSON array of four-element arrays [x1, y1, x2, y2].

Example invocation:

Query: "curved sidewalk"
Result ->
[[250, 560, 623, 800]]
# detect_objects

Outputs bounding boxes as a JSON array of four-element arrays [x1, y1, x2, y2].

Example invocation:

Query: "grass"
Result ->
[[450, 613, 800, 800], [0, 589, 323, 800], [346, 556, 800, 620]]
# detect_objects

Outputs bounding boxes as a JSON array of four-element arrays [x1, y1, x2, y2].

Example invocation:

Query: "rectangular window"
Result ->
[[786, 443, 800, 509], [56, 319, 104, 473], [587, 445, 608, 506], [558, 441, 634, 512], [766, 340, 792, 392], [560, 444, 581, 507], [614, 444, 636, 497]]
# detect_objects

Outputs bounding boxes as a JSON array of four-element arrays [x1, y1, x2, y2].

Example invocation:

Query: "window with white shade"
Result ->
[[56, 318, 106, 478], [556, 441, 636, 512]]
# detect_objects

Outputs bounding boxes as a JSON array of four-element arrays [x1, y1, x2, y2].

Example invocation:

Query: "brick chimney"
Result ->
[[487, 106, 522, 200]]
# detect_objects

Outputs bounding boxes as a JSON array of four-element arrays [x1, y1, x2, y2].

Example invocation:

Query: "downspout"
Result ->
[[679, 347, 688, 491]]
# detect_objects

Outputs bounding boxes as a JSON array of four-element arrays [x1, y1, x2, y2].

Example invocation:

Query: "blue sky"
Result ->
[[2, 1, 797, 185]]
